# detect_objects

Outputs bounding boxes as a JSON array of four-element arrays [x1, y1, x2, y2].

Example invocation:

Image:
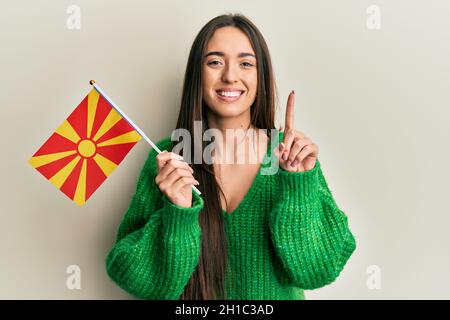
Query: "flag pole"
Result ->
[[89, 80, 201, 196]]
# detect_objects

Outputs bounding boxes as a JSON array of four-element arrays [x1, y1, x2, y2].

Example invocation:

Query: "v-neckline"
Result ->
[[220, 165, 263, 216], [220, 131, 276, 217]]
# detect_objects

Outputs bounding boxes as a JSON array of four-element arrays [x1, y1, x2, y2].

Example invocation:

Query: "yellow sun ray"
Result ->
[[96, 131, 141, 147], [73, 159, 87, 206], [87, 89, 100, 138], [55, 120, 81, 144], [48, 155, 81, 189], [93, 153, 118, 177], [28, 150, 77, 168], [92, 108, 122, 142]]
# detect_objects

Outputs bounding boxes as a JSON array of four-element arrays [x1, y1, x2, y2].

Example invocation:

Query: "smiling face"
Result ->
[[202, 26, 258, 120]]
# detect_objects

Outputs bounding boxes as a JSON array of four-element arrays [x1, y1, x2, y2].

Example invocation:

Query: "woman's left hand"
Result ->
[[275, 90, 319, 172]]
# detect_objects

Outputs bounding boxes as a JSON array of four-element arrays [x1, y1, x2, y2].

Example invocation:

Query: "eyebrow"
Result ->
[[204, 51, 256, 58]]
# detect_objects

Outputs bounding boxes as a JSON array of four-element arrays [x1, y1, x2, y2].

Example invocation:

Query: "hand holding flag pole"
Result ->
[[89, 80, 201, 196]]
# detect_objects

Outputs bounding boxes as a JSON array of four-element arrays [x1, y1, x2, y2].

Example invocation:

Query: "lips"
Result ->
[[215, 89, 245, 102]]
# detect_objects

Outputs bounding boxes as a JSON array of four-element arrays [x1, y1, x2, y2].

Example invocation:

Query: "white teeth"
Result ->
[[217, 91, 242, 97]]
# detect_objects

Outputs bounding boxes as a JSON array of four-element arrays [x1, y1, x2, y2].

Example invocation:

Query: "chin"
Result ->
[[211, 101, 248, 115]]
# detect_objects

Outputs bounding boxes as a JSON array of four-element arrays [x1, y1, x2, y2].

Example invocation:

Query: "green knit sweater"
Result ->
[[105, 131, 356, 300]]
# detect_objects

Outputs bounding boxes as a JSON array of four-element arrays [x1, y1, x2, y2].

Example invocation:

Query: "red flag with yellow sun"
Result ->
[[28, 88, 141, 206]]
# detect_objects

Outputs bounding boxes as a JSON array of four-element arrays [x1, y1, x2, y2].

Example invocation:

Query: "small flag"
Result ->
[[28, 88, 142, 205]]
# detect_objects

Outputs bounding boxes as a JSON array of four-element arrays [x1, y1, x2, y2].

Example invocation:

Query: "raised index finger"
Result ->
[[284, 90, 295, 131]]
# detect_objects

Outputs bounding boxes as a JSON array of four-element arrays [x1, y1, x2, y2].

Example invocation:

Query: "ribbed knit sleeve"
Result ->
[[105, 138, 204, 299], [268, 159, 356, 290]]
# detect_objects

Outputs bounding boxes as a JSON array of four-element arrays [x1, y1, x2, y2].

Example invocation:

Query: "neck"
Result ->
[[206, 111, 266, 166], [206, 110, 253, 134]]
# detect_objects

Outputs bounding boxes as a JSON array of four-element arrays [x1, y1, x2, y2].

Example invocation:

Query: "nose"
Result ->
[[221, 63, 238, 83]]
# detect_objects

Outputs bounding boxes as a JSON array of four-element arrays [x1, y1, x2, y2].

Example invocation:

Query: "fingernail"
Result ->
[[292, 160, 298, 167], [282, 152, 288, 161], [287, 160, 292, 167], [175, 154, 183, 160]]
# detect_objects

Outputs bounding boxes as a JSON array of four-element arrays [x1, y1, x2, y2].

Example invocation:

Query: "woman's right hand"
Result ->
[[155, 151, 199, 208]]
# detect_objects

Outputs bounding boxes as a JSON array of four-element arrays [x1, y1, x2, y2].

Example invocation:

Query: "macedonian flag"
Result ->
[[28, 88, 142, 205]]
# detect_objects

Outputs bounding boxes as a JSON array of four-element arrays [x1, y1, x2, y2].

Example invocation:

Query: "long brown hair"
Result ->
[[173, 13, 277, 300]]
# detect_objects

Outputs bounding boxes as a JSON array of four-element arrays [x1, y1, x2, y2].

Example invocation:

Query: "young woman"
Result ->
[[105, 14, 356, 300]]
